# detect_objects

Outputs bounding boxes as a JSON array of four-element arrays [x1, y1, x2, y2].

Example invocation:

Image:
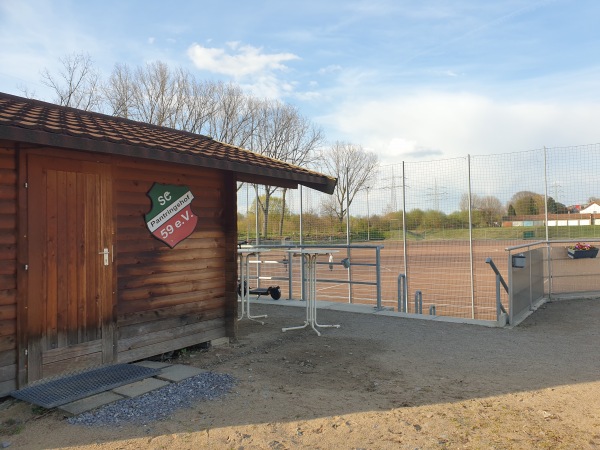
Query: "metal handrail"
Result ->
[[243, 244, 385, 309], [505, 238, 600, 252], [485, 257, 509, 322], [485, 257, 509, 293]]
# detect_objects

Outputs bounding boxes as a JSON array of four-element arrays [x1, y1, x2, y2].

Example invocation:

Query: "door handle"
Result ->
[[98, 248, 110, 266]]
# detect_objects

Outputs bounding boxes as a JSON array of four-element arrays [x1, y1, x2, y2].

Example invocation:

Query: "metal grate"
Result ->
[[11, 364, 160, 409]]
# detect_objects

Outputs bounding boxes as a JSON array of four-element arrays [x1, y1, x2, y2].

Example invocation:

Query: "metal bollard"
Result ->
[[415, 290, 423, 314], [429, 305, 436, 316], [397, 273, 407, 312]]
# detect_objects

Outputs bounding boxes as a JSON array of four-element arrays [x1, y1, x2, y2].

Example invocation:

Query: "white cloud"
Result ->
[[187, 42, 299, 78], [294, 90, 322, 102], [323, 91, 600, 164], [381, 138, 442, 160], [239, 74, 297, 100], [318, 64, 342, 75], [186, 41, 302, 100]]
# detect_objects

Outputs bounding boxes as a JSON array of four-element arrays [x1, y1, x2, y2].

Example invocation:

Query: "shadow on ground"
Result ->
[[2, 297, 599, 448]]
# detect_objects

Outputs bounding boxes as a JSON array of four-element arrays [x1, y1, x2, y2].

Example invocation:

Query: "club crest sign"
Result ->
[[145, 183, 198, 248]]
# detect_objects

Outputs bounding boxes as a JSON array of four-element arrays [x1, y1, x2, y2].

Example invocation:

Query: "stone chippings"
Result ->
[[67, 372, 235, 427]]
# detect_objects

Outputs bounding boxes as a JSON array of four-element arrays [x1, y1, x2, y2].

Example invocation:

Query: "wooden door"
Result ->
[[26, 154, 115, 382]]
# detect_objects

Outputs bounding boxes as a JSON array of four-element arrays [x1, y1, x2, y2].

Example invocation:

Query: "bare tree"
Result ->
[[127, 61, 181, 126], [103, 63, 135, 118], [39, 55, 314, 146], [17, 84, 37, 99], [40, 52, 101, 110], [588, 196, 600, 205], [37, 56, 324, 239], [460, 193, 505, 226], [249, 100, 324, 237], [319, 142, 379, 223], [251, 100, 322, 165], [104, 63, 217, 135], [171, 76, 216, 134], [203, 82, 249, 147]]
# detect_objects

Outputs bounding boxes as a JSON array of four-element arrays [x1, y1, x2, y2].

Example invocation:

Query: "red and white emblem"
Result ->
[[145, 183, 198, 248]]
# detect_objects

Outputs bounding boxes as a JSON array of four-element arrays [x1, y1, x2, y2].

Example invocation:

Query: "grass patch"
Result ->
[[0, 418, 23, 436]]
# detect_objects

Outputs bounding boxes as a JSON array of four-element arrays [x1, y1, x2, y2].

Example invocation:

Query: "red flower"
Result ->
[[569, 242, 597, 251]]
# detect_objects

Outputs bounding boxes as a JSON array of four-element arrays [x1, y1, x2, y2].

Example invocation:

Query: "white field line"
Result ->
[[317, 283, 345, 293]]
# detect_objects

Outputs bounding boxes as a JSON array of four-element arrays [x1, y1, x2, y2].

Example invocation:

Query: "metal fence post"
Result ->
[[467, 154, 475, 319], [254, 184, 260, 246], [347, 246, 353, 303], [375, 246, 382, 310], [299, 187, 304, 301], [346, 169, 353, 303], [300, 246, 306, 301], [287, 250, 293, 300], [402, 161, 408, 299], [507, 251, 513, 325], [495, 273, 501, 322]]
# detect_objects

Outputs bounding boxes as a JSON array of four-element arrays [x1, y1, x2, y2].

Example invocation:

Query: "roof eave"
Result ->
[[0, 124, 337, 194]]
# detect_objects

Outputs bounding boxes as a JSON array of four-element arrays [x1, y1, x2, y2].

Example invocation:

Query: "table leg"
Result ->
[[237, 253, 246, 320], [238, 254, 267, 324], [282, 254, 310, 333], [282, 253, 339, 335], [308, 254, 340, 333]]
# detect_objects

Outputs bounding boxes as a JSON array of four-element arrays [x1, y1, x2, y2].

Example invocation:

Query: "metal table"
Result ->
[[282, 249, 340, 336], [238, 248, 270, 324]]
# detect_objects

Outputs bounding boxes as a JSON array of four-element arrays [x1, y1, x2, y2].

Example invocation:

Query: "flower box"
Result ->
[[567, 248, 599, 259]]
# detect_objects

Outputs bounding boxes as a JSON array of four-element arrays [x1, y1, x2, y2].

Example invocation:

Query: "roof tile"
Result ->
[[0, 92, 336, 193]]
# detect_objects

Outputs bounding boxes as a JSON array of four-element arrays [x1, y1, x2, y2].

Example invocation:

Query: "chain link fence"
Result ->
[[238, 143, 600, 321]]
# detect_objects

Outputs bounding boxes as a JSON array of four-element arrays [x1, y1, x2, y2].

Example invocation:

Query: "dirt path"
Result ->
[[1, 298, 600, 449]]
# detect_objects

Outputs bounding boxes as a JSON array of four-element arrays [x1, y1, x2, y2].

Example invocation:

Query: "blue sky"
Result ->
[[1, 0, 600, 164]]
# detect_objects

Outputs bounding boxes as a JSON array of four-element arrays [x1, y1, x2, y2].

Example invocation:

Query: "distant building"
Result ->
[[580, 202, 600, 214]]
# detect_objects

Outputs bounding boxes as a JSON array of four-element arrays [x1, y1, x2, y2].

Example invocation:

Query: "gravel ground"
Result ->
[[66, 372, 235, 427], [1, 298, 599, 449]]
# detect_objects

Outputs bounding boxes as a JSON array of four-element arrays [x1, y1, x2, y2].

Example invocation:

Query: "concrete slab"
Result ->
[[156, 364, 207, 382], [210, 337, 230, 347], [376, 309, 498, 327], [320, 302, 378, 313], [112, 377, 170, 398], [254, 297, 498, 328], [59, 391, 125, 416], [132, 360, 172, 369]]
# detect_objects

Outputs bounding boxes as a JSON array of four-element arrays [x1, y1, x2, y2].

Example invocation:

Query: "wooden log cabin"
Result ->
[[0, 92, 336, 395]]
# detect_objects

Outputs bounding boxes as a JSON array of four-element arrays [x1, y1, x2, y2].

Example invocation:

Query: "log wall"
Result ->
[[0, 143, 17, 394], [113, 157, 236, 363], [0, 144, 238, 395]]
